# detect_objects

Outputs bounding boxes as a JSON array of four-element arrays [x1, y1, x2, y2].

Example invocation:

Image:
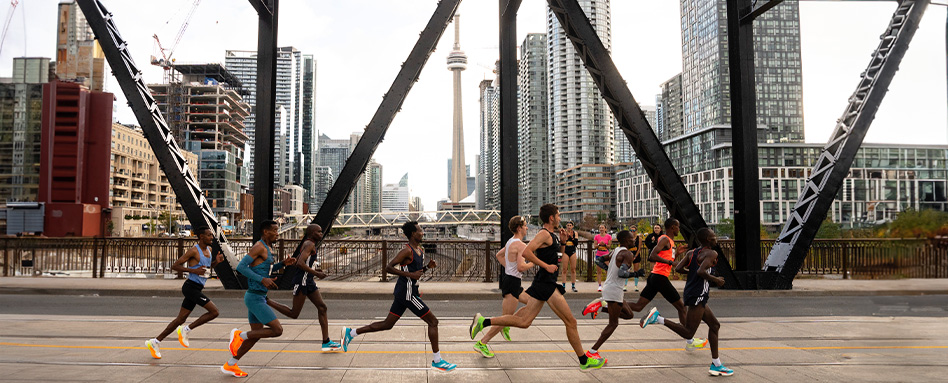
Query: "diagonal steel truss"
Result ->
[[765, 0, 929, 289], [76, 0, 245, 289]]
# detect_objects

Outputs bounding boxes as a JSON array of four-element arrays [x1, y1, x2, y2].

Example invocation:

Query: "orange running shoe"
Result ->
[[220, 362, 248, 377], [229, 329, 243, 356], [582, 298, 603, 319], [145, 339, 161, 359]]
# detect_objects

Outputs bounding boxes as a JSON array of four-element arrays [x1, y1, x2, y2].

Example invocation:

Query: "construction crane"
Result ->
[[0, 0, 19, 59], [151, 0, 200, 79]]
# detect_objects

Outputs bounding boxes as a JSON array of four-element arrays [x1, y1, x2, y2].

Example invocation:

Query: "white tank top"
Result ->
[[504, 237, 523, 279], [602, 247, 627, 293]]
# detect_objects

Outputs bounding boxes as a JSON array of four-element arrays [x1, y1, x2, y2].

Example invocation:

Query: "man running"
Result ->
[[146, 226, 223, 359], [473, 216, 534, 358], [266, 224, 341, 351], [470, 204, 606, 371], [593, 224, 612, 292], [584, 230, 645, 361], [222, 220, 297, 378], [341, 221, 457, 372], [641, 227, 733, 376], [583, 218, 707, 350], [559, 221, 579, 292]]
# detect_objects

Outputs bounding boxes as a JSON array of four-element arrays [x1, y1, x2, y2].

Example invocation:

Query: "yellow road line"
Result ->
[[1, 342, 946, 354]]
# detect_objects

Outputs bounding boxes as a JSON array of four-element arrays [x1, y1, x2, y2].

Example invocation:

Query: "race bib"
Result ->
[[597, 244, 608, 252], [566, 240, 574, 247]]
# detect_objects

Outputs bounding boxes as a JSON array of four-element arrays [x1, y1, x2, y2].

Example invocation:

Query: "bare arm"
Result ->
[[675, 249, 693, 274], [648, 237, 673, 264], [513, 241, 534, 272], [170, 247, 199, 274], [697, 250, 725, 286], [385, 248, 422, 280], [494, 247, 506, 265], [295, 241, 326, 279]]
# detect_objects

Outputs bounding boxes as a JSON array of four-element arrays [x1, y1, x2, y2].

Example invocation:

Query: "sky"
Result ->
[[4, 0, 946, 212]]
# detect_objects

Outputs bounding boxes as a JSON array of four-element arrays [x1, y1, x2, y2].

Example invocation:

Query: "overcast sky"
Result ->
[[5, 0, 946, 211]]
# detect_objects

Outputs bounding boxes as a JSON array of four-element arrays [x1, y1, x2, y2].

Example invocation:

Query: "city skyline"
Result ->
[[5, 0, 945, 211]]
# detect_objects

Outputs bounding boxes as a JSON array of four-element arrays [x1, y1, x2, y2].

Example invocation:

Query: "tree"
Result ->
[[715, 219, 735, 239], [815, 217, 842, 238], [888, 209, 948, 238], [636, 219, 651, 234]]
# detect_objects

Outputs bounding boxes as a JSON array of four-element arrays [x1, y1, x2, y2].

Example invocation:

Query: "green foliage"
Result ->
[[887, 209, 948, 238], [636, 219, 651, 235], [815, 217, 842, 238], [715, 219, 734, 238]]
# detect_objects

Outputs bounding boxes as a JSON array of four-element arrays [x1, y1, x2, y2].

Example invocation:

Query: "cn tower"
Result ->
[[447, 14, 468, 202]]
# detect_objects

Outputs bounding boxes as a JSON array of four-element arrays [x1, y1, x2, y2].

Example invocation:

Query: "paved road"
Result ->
[[1, 294, 945, 319]]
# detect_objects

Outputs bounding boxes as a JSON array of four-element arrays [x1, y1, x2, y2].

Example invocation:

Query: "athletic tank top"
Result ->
[[651, 235, 675, 277], [683, 247, 711, 299], [504, 237, 523, 279], [292, 240, 318, 286], [602, 246, 627, 292], [186, 244, 212, 286], [247, 240, 276, 294], [395, 244, 425, 296], [563, 231, 577, 255], [533, 229, 560, 283]]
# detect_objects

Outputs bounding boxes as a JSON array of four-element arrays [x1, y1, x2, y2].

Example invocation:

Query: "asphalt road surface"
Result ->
[[1, 294, 945, 319]]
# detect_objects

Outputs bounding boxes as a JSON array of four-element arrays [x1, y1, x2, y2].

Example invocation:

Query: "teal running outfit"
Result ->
[[236, 240, 285, 324]]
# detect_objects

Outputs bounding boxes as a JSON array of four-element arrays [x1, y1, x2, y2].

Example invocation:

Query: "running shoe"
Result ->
[[432, 359, 457, 372], [640, 307, 660, 328], [623, 286, 627, 291], [342, 327, 354, 352], [221, 362, 248, 378], [686, 338, 709, 351], [580, 356, 606, 371], [585, 350, 601, 360], [501, 326, 511, 341], [709, 363, 734, 376], [572, 284, 578, 293], [176, 325, 189, 348], [597, 285, 603, 292], [145, 338, 161, 359], [228, 329, 243, 356], [469, 313, 486, 339], [582, 298, 603, 319], [473, 341, 494, 358], [322, 340, 342, 351]]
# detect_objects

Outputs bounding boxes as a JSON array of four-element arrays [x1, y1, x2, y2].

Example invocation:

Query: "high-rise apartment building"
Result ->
[[518, 33, 550, 217], [225, 48, 316, 201], [0, 58, 50, 203], [660, 74, 683, 142], [312, 166, 334, 212], [477, 78, 500, 210], [548, 0, 614, 222], [680, 0, 803, 142], [55, 1, 106, 92]]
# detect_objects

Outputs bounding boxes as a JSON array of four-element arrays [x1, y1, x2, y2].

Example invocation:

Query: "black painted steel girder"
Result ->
[[76, 0, 245, 289], [499, 0, 522, 245], [546, 0, 739, 288], [765, 0, 928, 289], [252, 0, 279, 242], [740, 0, 786, 23]]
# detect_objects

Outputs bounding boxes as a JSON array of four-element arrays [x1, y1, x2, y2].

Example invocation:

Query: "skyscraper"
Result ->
[[55, 1, 106, 92], [477, 77, 500, 210], [547, 0, 615, 222], [660, 73, 683, 141], [0, 58, 50, 203], [517, 33, 549, 217], [447, 15, 468, 203], [679, 0, 804, 142]]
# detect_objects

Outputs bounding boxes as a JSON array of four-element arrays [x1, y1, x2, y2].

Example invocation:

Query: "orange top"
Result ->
[[651, 235, 675, 277]]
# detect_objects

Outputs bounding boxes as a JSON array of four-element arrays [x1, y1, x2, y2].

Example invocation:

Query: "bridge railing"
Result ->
[[1, 237, 945, 281]]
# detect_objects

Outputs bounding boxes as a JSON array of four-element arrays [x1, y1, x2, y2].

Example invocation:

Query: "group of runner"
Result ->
[[145, 204, 731, 377]]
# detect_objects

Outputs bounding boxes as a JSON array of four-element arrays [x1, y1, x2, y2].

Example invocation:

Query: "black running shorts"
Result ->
[[292, 283, 318, 296], [639, 273, 681, 303], [389, 294, 430, 318], [525, 281, 566, 301], [499, 273, 523, 298], [683, 293, 709, 307], [181, 280, 210, 311]]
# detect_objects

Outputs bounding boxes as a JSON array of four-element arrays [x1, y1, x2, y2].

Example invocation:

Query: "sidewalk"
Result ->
[[1, 276, 946, 299]]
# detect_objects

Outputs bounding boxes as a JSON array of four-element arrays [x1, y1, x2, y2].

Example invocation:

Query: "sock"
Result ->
[[432, 351, 442, 363], [183, 325, 191, 332], [152, 338, 160, 344], [589, 348, 598, 354], [687, 338, 693, 344], [228, 357, 239, 365], [657, 316, 665, 325], [239, 332, 248, 340], [572, 283, 575, 287], [579, 354, 589, 364], [634, 277, 639, 287], [349, 328, 358, 338], [712, 357, 722, 367], [624, 279, 628, 286], [483, 318, 492, 327], [323, 338, 330, 344]]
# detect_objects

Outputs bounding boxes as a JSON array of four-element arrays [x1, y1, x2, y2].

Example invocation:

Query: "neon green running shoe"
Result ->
[[473, 341, 494, 358], [501, 327, 511, 341], [469, 313, 486, 340], [581, 356, 606, 371]]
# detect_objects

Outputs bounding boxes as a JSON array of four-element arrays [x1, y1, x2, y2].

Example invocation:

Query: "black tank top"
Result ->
[[563, 231, 577, 255], [684, 247, 711, 299], [533, 228, 560, 283]]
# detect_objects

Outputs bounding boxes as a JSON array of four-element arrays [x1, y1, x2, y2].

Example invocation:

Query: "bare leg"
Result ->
[[661, 305, 704, 341], [421, 311, 440, 353], [267, 294, 306, 319], [306, 290, 330, 341], [545, 291, 583, 357], [626, 296, 652, 312], [486, 297, 544, 329], [672, 299, 688, 326], [481, 293, 527, 343], [188, 301, 219, 329], [569, 255, 578, 286], [591, 301, 622, 351], [156, 307, 191, 341], [356, 313, 399, 334], [703, 305, 721, 359], [235, 320, 285, 359]]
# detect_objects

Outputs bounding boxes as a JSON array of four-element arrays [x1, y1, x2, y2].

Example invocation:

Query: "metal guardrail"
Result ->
[[1, 238, 945, 281]]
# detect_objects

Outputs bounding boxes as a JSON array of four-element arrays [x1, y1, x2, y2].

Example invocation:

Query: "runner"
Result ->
[[341, 221, 457, 372], [470, 204, 606, 371], [265, 224, 341, 351], [583, 218, 707, 350], [473, 216, 534, 358], [222, 220, 297, 378], [559, 221, 579, 292], [641, 227, 733, 376], [145, 226, 223, 359], [593, 224, 612, 292], [584, 230, 645, 361]]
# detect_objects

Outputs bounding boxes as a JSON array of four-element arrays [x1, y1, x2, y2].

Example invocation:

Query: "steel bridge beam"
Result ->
[[765, 0, 929, 289], [741, 0, 786, 23], [499, 0, 522, 245], [252, 0, 279, 242], [76, 0, 245, 289], [546, 0, 740, 288]]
